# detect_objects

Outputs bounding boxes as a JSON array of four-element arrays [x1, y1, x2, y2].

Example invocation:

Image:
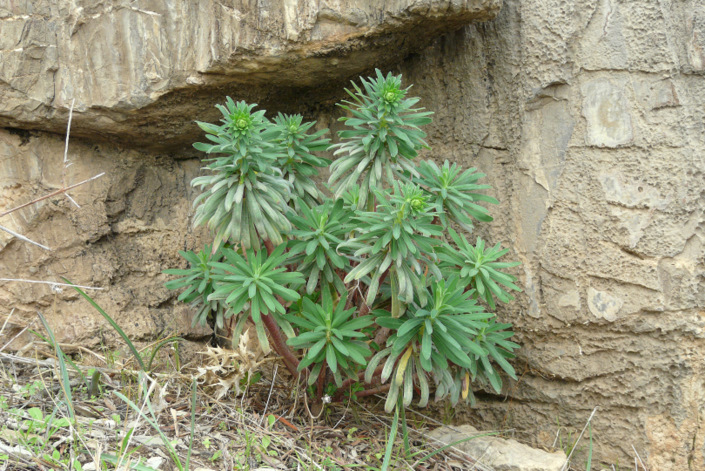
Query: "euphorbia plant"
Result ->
[[166, 70, 521, 418]]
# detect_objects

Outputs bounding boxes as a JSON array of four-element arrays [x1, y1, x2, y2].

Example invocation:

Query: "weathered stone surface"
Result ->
[[1, 0, 705, 469], [0, 0, 501, 150], [428, 424, 567, 471], [586, 287, 623, 322], [0, 129, 212, 349], [397, 1, 705, 468], [577, 0, 678, 73], [582, 79, 634, 148]]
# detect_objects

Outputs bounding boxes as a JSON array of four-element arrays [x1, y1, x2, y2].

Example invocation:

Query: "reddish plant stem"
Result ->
[[349, 267, 390, 313], [332, 378, 390, 402], [332, 364, 385, 402], [316, 367, 326, 400], [359, 302, 371, 316], [344, 290, 356, 310], [353, 383, 391, 399], [261, 312, 300, 377], [263, 239, 275, 254], [377, 269, 390, 290], [257, 237, 302, 378], [373, 327, 392, 347]]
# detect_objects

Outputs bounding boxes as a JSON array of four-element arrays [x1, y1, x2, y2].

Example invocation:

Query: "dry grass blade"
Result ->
[[112, 374, 194, 471], [0, 308, 14, 336], [0, 225, 51, 251], [560, 407, 598, 471], [62, 98, 81, 209], [0, 318, 35, 354], [632, 445, 648, 471], [259, 363, 277, 426], [63, 99, 74, 169], [0, 278, 104, 290]]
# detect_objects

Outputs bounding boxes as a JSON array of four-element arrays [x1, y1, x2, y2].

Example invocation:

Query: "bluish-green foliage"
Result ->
[[165, 70, 521, 412]]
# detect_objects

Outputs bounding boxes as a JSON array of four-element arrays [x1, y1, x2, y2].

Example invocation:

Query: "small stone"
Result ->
[[145, 457, 165, 469], [186, 75, 204, 85], [427, 424, 567, 471]]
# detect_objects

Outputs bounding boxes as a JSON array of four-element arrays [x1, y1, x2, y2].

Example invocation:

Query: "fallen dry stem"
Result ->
[[0, 308, 15, 339], [0, 320, 36, 354], [0, 225, 51, 251], [0, 172, 105, 219], [62, 98, 81, 209], [560, 406, 598, 471], [0, 278, 104, 290]]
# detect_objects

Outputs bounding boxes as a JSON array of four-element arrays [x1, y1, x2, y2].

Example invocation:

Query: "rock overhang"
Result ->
[[0, 0, 502, 151]]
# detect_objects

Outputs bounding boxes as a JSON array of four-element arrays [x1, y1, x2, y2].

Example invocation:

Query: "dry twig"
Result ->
[[0, 173, 105, 219], [0, 278, 104, 290], [0, 225, 51, 251]]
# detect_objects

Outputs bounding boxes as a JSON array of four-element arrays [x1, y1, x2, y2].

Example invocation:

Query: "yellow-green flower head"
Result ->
[[375, 72, 406, 113], [410, 196, 426, 212], [402, 184, 429, 215], [217, 99, 267, 143], [380, 84, 403, 106], [229, 110, 254, 134]]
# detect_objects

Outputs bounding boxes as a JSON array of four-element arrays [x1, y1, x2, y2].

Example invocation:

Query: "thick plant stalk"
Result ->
[[263, 239, 275, 254], [261, 312, 299, 377], [256, 236, 302, 377], [354, 383, 391, 399], [390, 269, 403, 318], [316, 368, 326, 399], [374, 327, 392, 347]]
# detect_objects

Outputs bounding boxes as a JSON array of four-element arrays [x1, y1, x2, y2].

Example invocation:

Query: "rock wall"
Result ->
[[1, 0, 704, 468], [399, 0, 705, 467]]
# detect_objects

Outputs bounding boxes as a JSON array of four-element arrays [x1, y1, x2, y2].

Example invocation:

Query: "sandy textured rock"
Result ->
[[428, 424, 567, 471], [0, 0, 500, 150], [397, 0, 704, 468], [1, 0, 705, 469], [0, 129, 214, 349], [582, 79, 634, 148]]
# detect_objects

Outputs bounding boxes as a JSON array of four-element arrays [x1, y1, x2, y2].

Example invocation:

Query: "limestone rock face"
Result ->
[[1, 0, 705, 469], [395, 0, 705, 469], [0, 0, 500, 150]]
